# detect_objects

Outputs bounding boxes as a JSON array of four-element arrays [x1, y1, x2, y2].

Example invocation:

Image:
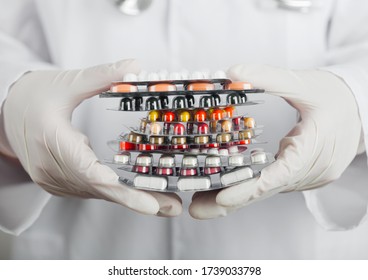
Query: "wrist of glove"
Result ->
[[3, 60, 182, 217], [190, 64, 362, 219]]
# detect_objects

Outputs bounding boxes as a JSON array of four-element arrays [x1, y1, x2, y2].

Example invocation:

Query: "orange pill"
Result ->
[[148, 83, 177, 92], [224, 106, 235, 118], [110, 83, 138, 93], [225, 81, 253, 90], [194, 109, 207, 122], [211, 109, 226, 121], [186, 83, 215, 91]]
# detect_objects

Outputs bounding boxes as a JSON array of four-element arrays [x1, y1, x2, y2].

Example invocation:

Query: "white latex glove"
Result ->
[[190, 64, 362, 219], [1, 60, 182, 217]]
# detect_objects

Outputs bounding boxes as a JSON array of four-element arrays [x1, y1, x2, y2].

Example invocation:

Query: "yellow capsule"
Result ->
[[148, 110, 160, 122], [239, 129, 253, 140], [178, 111, 191, 122], [149, 136, 165, 145], [216, 133, 232, 143]]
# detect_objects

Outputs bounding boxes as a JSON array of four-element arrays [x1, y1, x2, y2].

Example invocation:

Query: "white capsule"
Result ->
[[228, 146, 239, 154], [212, 70, 227, 79], [135, 154, 152, 166], [251, 151, 267, 164], [182, 156, 198, 168], [208, 148, 219, 155], [169, 72, 181, 80], [190, 148, 200, 154], [200, 148, 208, 154], [138, 71, 148, 81], [219, 148, 229, 156], [190, 71, 204, 79], [228, 155, 244, 166], [113, 153, 130, 164], [205, 155, 221, 167], [177, 177, 211, 191], [221, 167, 253, 186], [159, 155, 175, 168], [123, 73, 138, 82], [148, 72, 160, 81], [134, 175, 168, 190]]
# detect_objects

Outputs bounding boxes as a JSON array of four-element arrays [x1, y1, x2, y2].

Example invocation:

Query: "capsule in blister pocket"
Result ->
[[133, 153, 152, 174], [156, 155, 175, 176]]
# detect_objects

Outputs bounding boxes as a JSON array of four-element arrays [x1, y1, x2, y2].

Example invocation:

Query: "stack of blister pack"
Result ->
[[100, 72, 274, 192]]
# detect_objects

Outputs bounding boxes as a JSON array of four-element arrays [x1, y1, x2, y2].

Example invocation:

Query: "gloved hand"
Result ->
[[0, 59, 182, 217], [190, 64, 362, 219]]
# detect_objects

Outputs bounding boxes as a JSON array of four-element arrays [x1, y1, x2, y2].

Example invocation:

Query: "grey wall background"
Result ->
[[0, 231, 12, 259]]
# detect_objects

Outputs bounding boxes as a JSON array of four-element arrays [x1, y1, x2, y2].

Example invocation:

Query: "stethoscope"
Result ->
[[115, 0, 317, 16]]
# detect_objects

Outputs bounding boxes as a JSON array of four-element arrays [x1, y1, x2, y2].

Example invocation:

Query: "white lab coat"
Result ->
[[1, 0, 368, 259]]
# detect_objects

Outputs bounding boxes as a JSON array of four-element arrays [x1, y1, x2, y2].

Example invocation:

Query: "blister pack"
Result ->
[[100, 74, 274, 192]]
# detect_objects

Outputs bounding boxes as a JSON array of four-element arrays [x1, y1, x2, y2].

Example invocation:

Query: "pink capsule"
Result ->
[[204, 167, 222, 175], [180, 168, 198, 176], [133, 165, 150, 174], [156, 168, 174, 176]]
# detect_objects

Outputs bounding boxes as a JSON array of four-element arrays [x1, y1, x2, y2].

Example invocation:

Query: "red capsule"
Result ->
[[235, 139, 251, 145], [194, 109, 207, 122], [172, 144, 189, 150], [232, 117, 241, 128], [173, 123, 186, 135], [206, 143, 220, 148], [197, 123, 209, 134], [138, 144, 157, 151], [119, 141, 137, 151], [211, 109, 225, 121], [163, 111, 176, 122]]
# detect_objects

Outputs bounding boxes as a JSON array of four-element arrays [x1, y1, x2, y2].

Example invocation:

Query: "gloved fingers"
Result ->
[[215, 175, 286, 208], [91, 180, 161, 215], [189, 190, 237, 219], [42, 120, 161, 215], [63, 59, 140, 104], [281, 178, 333, 193], [37, 180, 95, 199], [147, 191, 183, 217], [216, 119, 318, 207], [227, 64, 307, 109]]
